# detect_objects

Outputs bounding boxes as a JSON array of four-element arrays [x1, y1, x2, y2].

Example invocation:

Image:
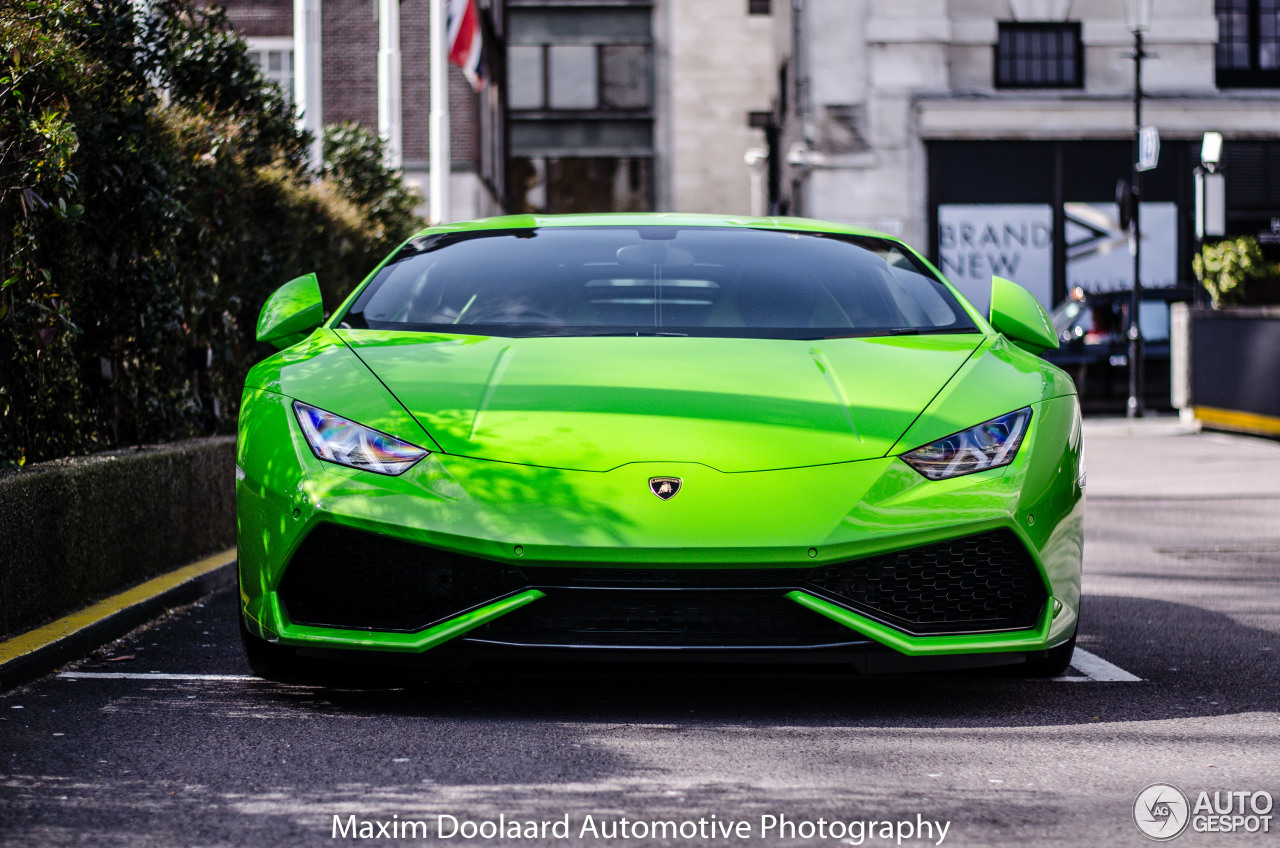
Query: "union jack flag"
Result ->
[[447, 0, 486, 91]]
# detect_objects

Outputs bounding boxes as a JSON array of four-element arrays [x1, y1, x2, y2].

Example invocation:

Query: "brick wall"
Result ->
[[221, 0, 291, 37], [321, 0, 379, 129], [220, 0, 481, 167], [400, 0, 480, 167]]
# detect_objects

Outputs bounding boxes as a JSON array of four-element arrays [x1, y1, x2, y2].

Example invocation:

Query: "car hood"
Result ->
[[336, 331, 983, 472]]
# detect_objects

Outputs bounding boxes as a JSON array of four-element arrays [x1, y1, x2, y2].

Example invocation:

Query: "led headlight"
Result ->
[[293, 401, 428, 475], [901, 408, 1032, 481]]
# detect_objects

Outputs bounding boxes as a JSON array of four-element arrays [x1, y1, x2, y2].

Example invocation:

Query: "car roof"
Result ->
[[408, 212, 903, 243]]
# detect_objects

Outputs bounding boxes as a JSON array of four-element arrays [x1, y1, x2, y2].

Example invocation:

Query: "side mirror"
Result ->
[[989, 276, 1059, 354], [257, 273, 323, 350]]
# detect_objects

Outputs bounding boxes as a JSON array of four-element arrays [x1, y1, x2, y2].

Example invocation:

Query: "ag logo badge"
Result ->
[[649, 477, 682, 501], [1133, 783, 1190, 841]]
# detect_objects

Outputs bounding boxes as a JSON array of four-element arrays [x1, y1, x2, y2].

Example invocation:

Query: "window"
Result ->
[[1216, 0, 1280, 86], [508, 45, 544, 109], [600, 45, 651, 109], [994, 23, 1082, 88], [245, 38, 295, 104], [507, 157, 652, 213], [548, 45, 597, 109], [506, 44, 653, 111], [342, 228, 975, 338], [748, 0, 771, 14]]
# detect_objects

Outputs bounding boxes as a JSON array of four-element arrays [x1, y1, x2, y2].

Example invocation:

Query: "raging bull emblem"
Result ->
[[649, 477, 682, 500]]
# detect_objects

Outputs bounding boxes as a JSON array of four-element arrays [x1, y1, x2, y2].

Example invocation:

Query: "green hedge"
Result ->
[[1, 0, 423, 466], [0, 436, 235, 638]]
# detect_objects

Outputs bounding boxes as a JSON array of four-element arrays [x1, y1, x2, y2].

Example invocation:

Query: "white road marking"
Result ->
[[57, 653, 1143, 685], [59, 672, 257, 681], [1066, 648, 1143, 682]]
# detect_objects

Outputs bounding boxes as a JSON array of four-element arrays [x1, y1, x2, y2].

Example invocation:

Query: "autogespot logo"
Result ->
[[1135, 784, 1191, 841]]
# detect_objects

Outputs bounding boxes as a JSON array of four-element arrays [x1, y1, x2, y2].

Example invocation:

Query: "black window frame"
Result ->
[[1215, 0, 1280, 87], [508, 42, 654, 113], [994, 22, 1084, 90], [338, 227, 979, 340]]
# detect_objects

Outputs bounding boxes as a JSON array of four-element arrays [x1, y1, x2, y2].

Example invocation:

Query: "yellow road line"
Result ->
[[0, 549, 236, 666], [1194, 406, 1280, 438]]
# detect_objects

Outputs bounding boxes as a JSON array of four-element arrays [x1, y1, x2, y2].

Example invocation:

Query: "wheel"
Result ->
[[239, 616, 306, 681], [1020, 624, 1078, 678]]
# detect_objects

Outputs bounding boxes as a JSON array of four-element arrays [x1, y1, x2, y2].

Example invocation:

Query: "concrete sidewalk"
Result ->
[[1082, 413, 1280, 641], [1083, 414, 1280, 499]]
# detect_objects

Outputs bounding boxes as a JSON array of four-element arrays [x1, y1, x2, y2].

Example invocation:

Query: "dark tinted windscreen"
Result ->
[[340, 227, 977, 338]]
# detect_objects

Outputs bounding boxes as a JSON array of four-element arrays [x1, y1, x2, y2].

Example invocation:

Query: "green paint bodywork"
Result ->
[[238, 214, 1084, 665], [787, 591, 1055, 655], [244, 589, 545, 653], [989, 275, 1060, 355], [256, 273, 324, 350], [335, 331, 982, 471]]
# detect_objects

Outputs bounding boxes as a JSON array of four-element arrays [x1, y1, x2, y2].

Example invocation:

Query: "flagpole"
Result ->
[[377, 0, 403, 170], [293, 0, 323, 168], [429, 0, 451, 225]]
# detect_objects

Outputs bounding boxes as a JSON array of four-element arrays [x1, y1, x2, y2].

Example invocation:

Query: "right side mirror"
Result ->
[[989, 276, 1059, 354], [257, 273, 323, 350]]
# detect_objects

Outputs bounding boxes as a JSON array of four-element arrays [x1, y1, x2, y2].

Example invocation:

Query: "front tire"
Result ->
[[1020, 625, 1078, 677], [239, 617, 306, 681]]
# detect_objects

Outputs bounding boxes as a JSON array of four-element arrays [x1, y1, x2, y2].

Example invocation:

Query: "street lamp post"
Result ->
[[1124, 0, 1151, 418]]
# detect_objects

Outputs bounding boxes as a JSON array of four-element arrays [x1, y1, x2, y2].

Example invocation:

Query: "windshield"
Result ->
[[339, 226, 979, 339]]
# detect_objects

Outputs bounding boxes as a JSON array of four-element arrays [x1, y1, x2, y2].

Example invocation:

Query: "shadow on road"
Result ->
[[236, 593, 1278, 732]]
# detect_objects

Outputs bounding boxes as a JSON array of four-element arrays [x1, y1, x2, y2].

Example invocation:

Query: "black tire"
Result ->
[[1020, 625, 1078, 678], [239, 617, 306, 681]]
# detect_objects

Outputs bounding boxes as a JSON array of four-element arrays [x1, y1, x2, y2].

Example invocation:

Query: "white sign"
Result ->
[[1138, 126, 1160, 172], [1065, 201, 1178, 291], [937, 204, 1054, 314]]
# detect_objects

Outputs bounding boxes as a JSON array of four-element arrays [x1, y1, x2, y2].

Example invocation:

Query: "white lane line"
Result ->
[[59, 656, 1143, 685], [59, 672, 257, 681], [1067, 648, 1143, 682]]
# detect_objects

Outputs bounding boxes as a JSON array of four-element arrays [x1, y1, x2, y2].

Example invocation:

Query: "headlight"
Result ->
[[293, 401, 428, 475], [900, 408, 1032, 481]]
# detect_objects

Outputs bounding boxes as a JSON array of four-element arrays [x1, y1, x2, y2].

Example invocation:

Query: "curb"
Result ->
[[0, 549, 237, 692]]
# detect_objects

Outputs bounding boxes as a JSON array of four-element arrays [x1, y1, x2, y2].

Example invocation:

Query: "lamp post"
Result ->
[[1124, 0, 1151, 418], [1195, 132, 1225, 307]]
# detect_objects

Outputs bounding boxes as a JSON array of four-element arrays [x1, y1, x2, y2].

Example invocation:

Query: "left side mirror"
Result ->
[[257, 273, 323, 350], [989, 276, 1059, 354]]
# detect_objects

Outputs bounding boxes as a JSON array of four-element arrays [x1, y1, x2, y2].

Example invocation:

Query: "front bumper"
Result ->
[[236, 388, 1083, 666]]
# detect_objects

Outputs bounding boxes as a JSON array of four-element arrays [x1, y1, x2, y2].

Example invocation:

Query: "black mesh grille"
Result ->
[[805, 529, 1046, 634], [279, 524, 525, 631], [519, 567, 801, 588], [471, 589, 861, 648], [276, 524, 1045, 638]]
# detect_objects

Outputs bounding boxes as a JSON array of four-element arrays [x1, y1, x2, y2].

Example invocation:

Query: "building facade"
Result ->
[[667, 0, 776, 214], [222, 0, 778, 219], [221, 0, 506, 222], [504, 0, 777, 215], [771, 0, 1280, 310]]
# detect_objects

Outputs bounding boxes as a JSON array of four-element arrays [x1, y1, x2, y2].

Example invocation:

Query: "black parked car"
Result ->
[[1044, 287, 1193, 412]]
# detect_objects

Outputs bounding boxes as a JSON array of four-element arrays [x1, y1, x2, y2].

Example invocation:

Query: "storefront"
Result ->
[[927, 140, 1198, 313]]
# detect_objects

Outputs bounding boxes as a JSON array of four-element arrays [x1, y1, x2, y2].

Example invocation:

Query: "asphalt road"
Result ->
[[3, 418, 1279, 847]]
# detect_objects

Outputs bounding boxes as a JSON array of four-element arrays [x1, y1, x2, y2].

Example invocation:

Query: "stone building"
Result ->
[[221, 0, 781, 218], [768, 0, 1280, 309], [504, 0, 777, 214]]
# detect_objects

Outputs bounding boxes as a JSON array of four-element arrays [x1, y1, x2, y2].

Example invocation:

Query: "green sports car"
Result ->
[[236, 214, 1084, 679]]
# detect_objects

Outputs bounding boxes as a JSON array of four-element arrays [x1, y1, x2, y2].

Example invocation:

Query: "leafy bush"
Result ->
[[1193, 236, 1280, 309], [0, 0, 424, 466], [324, 123, 423, 239]]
